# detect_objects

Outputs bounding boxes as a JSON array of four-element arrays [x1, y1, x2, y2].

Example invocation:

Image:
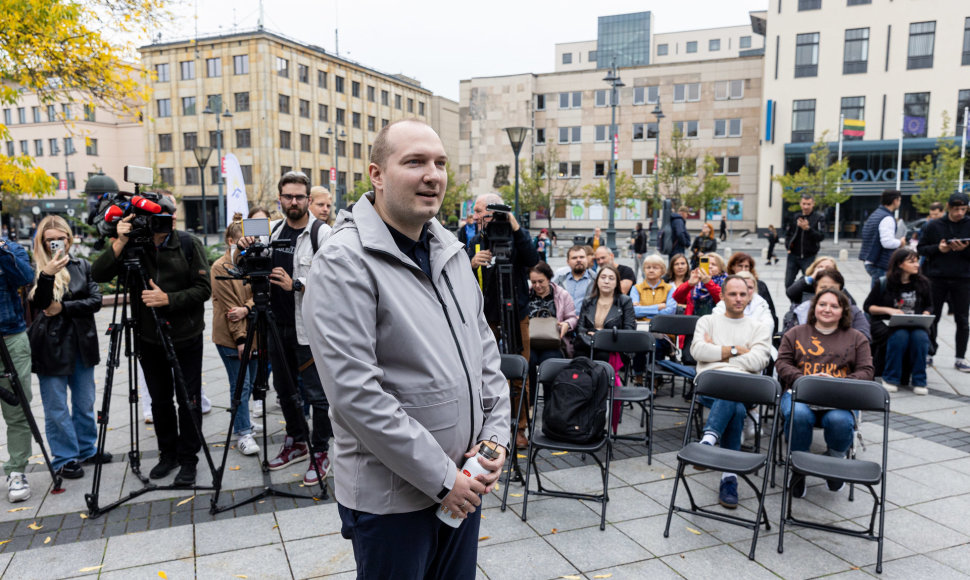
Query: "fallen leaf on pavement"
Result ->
[[235, 576, 248, 579], [551, 451, 568, 456], [176, 496, 195, 507], [478, 536, 490, 541], [0, 540, 9, 546], [562, 576, 582, 580], [229, 466, 241, 471], [44, 537, 51, 544], [593, 575, 613, 579], [686, 527, 702, 535], [516, 454, 526, 459], [7, 507, 31, 513], [158, 572, 168, 579], [79, 513, 88, 519], [551, 528, 558, 534], [212, 444, 225, 448], [27, 522, 42, 530], [78, 566, 103, 573], [509, 493, 522, 497]]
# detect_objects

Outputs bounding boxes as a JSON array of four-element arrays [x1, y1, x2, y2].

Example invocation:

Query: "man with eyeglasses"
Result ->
[[238, 171, 333, 484]]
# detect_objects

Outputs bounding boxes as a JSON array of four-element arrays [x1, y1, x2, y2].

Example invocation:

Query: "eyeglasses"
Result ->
[[280, 194, 309, 203]]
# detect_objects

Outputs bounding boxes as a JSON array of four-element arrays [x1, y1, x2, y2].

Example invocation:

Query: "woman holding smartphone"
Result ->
[[29, 216, 110, 479]]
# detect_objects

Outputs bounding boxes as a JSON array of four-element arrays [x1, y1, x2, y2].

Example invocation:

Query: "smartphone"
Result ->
[[699, 256, 710, 275], [49, 240, 65, 254], [242, 218, 270, 237]]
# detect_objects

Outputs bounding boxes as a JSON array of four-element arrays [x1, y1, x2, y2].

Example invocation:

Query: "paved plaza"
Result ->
[[1, 234, 969, 578]]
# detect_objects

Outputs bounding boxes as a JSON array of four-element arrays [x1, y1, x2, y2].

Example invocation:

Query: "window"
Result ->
[[158, 168, 174, 185], [559, 91, 582, 109], [843, 28, 869, 74], [183, 132, 197, 150], [155, 63, 170, 82], [353, 142, 362, 159], [319, 136, 330, 153], [280, 130, 291, 149], [206, 95, 222, 112], [209, 130, 222, 149], [336, 139, 346, 156], [180, 60, 195, 80], [276, 57, 289, 77], [335, 75, 345, 93], [318, 103, 328, 121], [86, 138, 98, 156], [382, 118, 389, 127], [33, 139, 43, 156], [64, 137, 75, 154], [632, 159, 656, 176], [240, 165, 252, 185], [713, 157, 740, 175], [714, 119, 742, 138], [19, 140, 27, 156], [419, 101, 425, 116], [407, 98, 414, 113], [673, 83, 701, 103], [234, 92, 249, 112], [535, 94, 546, 111], [206, 57, 221, 78], [233, 54, 249, 75], [632, 123, 646, 141], [536, 128, 546, 144], [908, 22, 935, 69], [381, 90, 389, 106], [904, 92, 930, 137], [795, 32, 820, 77], [1, 109, 9, 125], [594, 162, 606, 177], [562, 52, 572, 65], [47, 105, 56, 122], [740, 36, 752, 49], [792, 99, 816, 142], [352, 81, 360, 98], [395, 94, 402, 109], [352, 112, 361, 129], [847, 0, 871, 4], [595, 125, 609, 142], [841, 96, 865, 140], [958, 90, 970, 134], [62, 103, 72, 119], [182, 96, 196, 115], [595, 90, 609, 107], [281, 166, 292, 176], [368, 115, 376, 131], [673, 120, 699, 138], [184, 167, 200, 186], [633, 86, 659, 105], [589, 50, 597, 63], [709, 39, 721, 51], [557, 162, 581, 178], [336, 108, 345, 126], [714, 80, 744, 100], [298, 64, 309, 83], [16, 108, 25, 124], [318, 70, 328, 88], [686, 41, 698, 53], [278, 94, 290, 114], [210, 166, 221, 185], [157, 98, 171, 117], [799, 0, 821, 9], [300, 133, 311, 152], [657, 44, 668, 56], [558, 126, 581, 143], [299, 99, 310, 118], [236, 129, 251, 148], [367, 85, 376, 102], [4, 141, 12, 157], [48, 138, 59, 155], [964, 18, 970, 66]]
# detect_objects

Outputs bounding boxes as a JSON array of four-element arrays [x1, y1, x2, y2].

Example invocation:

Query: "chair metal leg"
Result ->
[[501, 381, 529, 512], [663, 461, 687, 538], [520, 443, 536, 523]]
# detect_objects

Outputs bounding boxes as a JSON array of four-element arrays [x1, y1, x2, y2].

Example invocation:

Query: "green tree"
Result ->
[[773, 131, 851, 211], [0, 0, 167, 213], [683, 154, 732, 216], [499, 148, 578, 230], [352, 174, 373, 199], [438, 162, 469, 224], [581, 171, 643, 209], [655, 127, 697, 207], [911, 111, 964, 213]]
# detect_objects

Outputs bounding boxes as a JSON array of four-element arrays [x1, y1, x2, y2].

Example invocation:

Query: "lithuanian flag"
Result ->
[[842, 118, 865, 138]]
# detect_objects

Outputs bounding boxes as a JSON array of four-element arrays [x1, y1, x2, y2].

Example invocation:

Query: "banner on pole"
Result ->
[[223, 153, 249, 224]]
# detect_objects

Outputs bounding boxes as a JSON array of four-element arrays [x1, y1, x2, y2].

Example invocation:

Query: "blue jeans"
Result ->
[[864, 264, 887, 288], [38, 358, 98, 470], [884, 328, 930, 387], [697, 395, 745, 451], [780, 391, 855, 454], [216, 344, 257, 435]]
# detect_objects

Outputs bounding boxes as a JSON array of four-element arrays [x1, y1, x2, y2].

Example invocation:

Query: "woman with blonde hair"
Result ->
[[29, 215, 109, 480], [785, 255, 857, 306]]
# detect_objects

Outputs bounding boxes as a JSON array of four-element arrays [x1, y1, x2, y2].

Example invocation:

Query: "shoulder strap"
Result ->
[[310, 219, 325, 255], [177, 230, 194, 268], [271, 220, 284, 236]]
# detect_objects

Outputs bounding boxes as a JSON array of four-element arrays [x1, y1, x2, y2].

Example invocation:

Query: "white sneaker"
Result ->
[[7, 472, 30, 503], [912, 386, 929, 396], [743, 411, 760, 441], [144, 413, 153, 424], [252, 400, 264, 418], [201, 393, 213, 414], [237, 434, 260, 456], [881, 379, 898, 393]]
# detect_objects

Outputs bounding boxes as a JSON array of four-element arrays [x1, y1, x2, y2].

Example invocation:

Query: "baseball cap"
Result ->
[[948, 192, 969, 207]]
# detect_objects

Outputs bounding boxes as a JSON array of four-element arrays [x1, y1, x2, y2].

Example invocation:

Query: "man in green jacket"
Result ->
[[92, 192, 211, 486]]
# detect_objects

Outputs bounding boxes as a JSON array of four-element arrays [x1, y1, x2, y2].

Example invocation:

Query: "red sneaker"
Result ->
[[303, 452, 331, 485], [267, 436, 308, 470]]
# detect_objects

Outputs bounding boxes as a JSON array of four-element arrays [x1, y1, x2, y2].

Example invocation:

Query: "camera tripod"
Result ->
[[0, 335, 62, 493], [209, 271, 328, 514], [85, 245, 219, 518]]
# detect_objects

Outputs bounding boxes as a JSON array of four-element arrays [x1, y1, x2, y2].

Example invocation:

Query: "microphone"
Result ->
[[104, 205, 125, 223], [131, 196, 162, 213]]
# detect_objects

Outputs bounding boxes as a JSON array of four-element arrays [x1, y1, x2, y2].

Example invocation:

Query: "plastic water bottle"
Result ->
[[437, 439, 500, 527]]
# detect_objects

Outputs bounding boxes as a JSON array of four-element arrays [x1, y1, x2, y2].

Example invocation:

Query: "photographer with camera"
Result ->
[[468, 193, 539, 449], [91, 192, 211, 486], [236, 171, 333, 485]]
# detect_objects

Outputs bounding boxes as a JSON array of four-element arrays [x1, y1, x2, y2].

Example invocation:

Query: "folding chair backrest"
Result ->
[[536, 358, 574, 386], [500, 354, 529, 383], [791, 376, 889, 413], [694, 370, 781, 407], [592, 329, 655, 356], [648, 314, 700, 337]]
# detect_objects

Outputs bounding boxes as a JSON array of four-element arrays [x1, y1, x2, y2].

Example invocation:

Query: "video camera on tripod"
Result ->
[[87, 166, 172, 245], [480, 203, 514, 261]]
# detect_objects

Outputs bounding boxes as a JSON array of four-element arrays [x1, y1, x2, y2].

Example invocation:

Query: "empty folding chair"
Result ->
[[499, 353, 529, 512]]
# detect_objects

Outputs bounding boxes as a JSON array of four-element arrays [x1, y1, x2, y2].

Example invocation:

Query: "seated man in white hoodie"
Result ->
[[690, 276, 772, 510], [712, 271, 773, 333]]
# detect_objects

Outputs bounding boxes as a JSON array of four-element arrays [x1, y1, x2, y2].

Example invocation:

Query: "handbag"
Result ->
[[529, 316, 561, 351]]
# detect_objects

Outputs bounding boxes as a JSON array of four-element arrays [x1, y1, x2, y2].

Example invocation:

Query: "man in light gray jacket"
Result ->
[[305, 120, 510, 579]]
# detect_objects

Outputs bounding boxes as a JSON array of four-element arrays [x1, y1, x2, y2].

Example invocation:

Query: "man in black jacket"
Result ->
[[784, 194, 826, 288], [92, 194, 211, 485], [469, 193, 539, 448], [918, 192, 970, 372]]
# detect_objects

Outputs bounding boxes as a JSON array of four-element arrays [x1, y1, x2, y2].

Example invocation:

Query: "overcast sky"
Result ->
[[161, 0, 768, 100]]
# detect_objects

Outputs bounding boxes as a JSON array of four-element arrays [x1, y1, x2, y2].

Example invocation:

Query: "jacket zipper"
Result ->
[[441, 271, 466, 325]]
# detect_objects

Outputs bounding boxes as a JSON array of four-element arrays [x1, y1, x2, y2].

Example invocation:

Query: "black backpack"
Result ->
[[659, 223, 673, 255], [542, 357, 611, 444]]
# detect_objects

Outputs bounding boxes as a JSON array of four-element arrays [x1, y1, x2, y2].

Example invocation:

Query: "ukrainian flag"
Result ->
[[842, 118, 865, 138]]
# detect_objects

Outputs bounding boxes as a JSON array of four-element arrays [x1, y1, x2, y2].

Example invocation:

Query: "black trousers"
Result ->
[[785, 253, 816, 289], [930, 277, 970, 359], [139, 335, 203, 466], [267, 322, 333, 450]]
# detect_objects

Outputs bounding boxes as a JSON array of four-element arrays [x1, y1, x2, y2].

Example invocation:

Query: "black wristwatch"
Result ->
[[292, 279, 304, 293], [730, 346, 739, 357]]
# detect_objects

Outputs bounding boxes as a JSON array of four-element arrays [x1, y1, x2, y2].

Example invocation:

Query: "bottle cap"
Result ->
[[479, 437, 500, 461]]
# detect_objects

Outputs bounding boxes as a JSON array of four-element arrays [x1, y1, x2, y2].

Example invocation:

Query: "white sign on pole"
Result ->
[[223, 153, 249, 224]]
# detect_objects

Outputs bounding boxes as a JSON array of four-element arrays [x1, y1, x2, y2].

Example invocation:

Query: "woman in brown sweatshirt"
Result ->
[[776, 288, 874, 497]]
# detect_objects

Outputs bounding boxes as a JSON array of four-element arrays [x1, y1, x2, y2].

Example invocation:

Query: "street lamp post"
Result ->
[[204, 105, 233, 231], [63, 137, 74, 200], [504, 127, 530, 221], [327, 127, 347, 211], [651, 99, 665, 244], [603, 61, 625, 251], [192, 145, 213, 237]]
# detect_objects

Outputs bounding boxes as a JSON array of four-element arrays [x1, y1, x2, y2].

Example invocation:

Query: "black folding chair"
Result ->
[[591, 329, 655, 457], [521, 358, 616, 530], [499, 353, 529, 512], [777, 376, 890, 574], [664, 370, 782, 560], [647, 315, 703, 447]]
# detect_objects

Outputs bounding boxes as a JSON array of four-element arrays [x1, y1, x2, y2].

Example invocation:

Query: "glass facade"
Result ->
[[596, 12, 651, 69]]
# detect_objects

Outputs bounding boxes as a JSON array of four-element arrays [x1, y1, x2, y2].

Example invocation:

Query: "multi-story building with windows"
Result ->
[[140, 28, 452, 232], [460, 12, 765, 233], [754, 0, 970, 234]]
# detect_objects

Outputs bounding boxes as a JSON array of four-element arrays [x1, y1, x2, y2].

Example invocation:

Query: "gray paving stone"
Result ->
[[660, 544, 776, 579], [477, 536, 580, 580], [101, 524, 194, 571], [196, 543, 291, 579], [584, 558, 684, 579], [615, 513, 720, 557], [509, 492, 603, 535], [285, 534, 356, 578], [908, 495, 970, 536], [583, 484, 669, 523], [275, 501, 341, 542], [195, 511, 280, 555], [861, 507, 970, 555], [608, 456, 678, 486], [3, 538, 106, 579], [477, 507, 539, 547], [737, 530, 854, 578], [862, 553, 970, 579], [926, 545, 970, 577], [544, 524, 653, 571], [99, 557, 195, 579]]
